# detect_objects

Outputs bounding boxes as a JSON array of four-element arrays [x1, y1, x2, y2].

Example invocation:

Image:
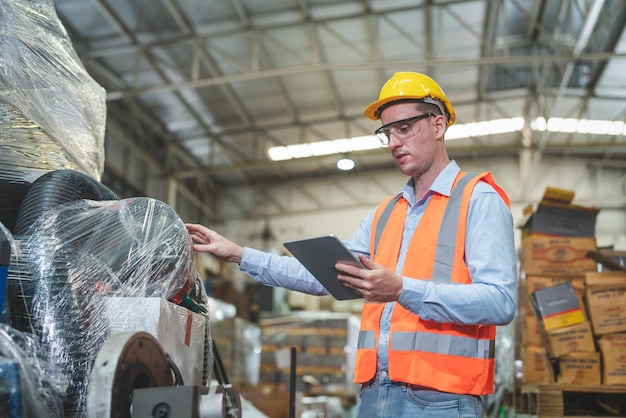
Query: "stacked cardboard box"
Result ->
[[517, 187, 600, 385], [522, 262, 626, 385], [584, 270, 626, 385], [530, 282, 600, 385]]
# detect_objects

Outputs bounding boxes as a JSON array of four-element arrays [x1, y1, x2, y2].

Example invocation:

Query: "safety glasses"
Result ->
[[374, 113, 435, 145]]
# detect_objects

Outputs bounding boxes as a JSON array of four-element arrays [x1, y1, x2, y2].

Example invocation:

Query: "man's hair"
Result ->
[[413, 101, 443, 118]]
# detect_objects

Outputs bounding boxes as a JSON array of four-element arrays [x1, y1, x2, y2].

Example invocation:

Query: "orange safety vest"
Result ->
[[354, 171, 510, 395]]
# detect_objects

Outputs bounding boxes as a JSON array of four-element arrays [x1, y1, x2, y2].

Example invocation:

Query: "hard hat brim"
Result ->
[[363, 96, 456, 126]]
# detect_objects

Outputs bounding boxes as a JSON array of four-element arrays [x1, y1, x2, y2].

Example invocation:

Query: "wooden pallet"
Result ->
[[520, 384, 626, 417]]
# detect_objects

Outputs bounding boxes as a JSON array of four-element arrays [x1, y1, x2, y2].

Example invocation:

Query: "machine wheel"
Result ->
[[86, 331, 174, 418]]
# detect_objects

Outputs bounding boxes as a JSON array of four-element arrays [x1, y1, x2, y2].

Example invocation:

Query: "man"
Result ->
[[186, 72, 517, 417]]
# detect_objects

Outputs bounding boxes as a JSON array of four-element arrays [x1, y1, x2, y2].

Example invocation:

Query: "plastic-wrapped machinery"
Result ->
[[0, 2, 215, 416], [0, 0, 107, 232], [8, 196, 203, 417]]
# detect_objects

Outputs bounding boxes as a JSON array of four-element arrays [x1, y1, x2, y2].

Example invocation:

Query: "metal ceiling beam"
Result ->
[[89, 0, 134, 41], [316, 22, 353, 113], [255, 33, 301, 121], [104, 50, 624, 100], [228, 0, 251, 27], [84, 1, 479, 59], [160, 0, 192, 35], [523, 0, 606, 199], [577, 2, 626, 100], [160, 0, 254, 127], [92, 0, 256, 187]]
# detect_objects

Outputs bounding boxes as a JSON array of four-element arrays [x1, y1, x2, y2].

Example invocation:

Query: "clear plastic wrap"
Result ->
[[0, 0, 106, 177], [0, 324, 68, 418], [6, 197, 201, 417], [0, 0, 107, 231], [0, 222, 68, 417]]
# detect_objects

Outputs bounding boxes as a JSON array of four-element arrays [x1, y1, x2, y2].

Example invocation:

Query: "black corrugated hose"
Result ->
[[8, 169, 118, 417]]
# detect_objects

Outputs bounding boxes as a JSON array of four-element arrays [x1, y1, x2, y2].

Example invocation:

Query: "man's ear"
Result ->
[[435, 114, 447, 139]]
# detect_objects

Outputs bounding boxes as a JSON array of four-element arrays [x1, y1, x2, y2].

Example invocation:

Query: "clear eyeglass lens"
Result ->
[[376, 119, 420, 145]]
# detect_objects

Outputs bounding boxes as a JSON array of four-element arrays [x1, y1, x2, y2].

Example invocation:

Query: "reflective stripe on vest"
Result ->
[[372, 193, 401, 257], [356, 329, 494, 360], [392, 330, 495, 359], [358, 329, 376, 349], [433, 172, 477, 282]]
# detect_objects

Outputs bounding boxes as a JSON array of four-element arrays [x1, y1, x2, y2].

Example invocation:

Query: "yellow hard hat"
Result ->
[[364, 72, 456, 126]]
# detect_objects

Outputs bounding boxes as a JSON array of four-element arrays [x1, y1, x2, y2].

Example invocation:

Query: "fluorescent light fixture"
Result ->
[[267, 135, 382, 161], [542, 117, 625, 136], [547, 117, 578, 133], [531, 117, 547, 131], [267, 117, 624, 161], [446, 117, 524, 139], [267, 146, 292, 161]]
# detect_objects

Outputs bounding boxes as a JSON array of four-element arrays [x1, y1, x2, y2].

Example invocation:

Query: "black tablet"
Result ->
[[283, 234, 364, 300]]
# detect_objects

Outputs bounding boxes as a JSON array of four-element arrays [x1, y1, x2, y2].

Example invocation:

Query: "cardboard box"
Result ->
[[523, 313, 543, 346], [546, 321, 596, 357], [585, 272, 626, 335], [556, 352, 601, 385], [531, 282, 585, 331], [518, 187, 600, 238], [521, 345, 554, 384], [523, 276, 585, 317], [522, 236, 597, 276], [597, 333, 626, 385], [102, 297, 207, 386]]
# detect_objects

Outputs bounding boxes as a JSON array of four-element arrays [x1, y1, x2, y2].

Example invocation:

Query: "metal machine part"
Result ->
[[87, 331, 241, 418], [86, 331, 175, 418], [133, 385, 226, 418]]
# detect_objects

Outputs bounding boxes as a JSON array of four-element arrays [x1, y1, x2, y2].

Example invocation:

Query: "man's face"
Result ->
[[379, 102, 445, 179]]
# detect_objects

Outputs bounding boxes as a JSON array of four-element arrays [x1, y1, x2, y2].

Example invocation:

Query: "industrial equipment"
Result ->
[[86, 332, 241, 418], [0, 169, 248, 417]]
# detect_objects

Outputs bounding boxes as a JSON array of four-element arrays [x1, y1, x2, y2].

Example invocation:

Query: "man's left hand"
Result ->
[[336, 254, 403, 302]]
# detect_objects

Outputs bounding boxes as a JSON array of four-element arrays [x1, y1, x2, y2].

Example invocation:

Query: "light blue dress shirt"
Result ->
[[239, 161, 518, 371]]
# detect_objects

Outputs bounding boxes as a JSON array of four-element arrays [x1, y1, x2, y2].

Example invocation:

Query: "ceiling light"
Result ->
[[267, 147, 292, 161], [337, 158, 355, 171]]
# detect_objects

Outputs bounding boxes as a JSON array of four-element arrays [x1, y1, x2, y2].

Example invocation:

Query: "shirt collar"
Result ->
[[400, 160, 460, 204]]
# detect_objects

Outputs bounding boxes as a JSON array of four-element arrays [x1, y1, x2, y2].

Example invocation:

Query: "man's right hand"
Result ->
[[184, 223, 244, 264]]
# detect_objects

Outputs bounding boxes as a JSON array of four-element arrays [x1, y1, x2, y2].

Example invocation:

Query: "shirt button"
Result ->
[[381, 370, 387, 378]]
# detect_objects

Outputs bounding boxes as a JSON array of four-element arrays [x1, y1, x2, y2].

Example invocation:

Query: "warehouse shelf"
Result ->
[[519, 383, 626, 417]]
